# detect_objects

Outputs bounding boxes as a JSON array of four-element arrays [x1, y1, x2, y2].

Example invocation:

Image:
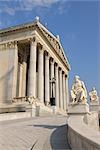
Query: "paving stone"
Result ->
[[0, 115, 71, 150]]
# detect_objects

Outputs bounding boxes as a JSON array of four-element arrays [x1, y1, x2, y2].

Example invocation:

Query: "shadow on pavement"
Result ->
[[50, 125, 71, 150], [33, 124, 59, 129], [28, 124, 71, 149]]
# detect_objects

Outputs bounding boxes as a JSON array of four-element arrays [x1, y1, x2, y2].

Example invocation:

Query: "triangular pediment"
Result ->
[[36, 21, 70, 70]]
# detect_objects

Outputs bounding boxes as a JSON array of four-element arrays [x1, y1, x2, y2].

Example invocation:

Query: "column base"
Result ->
[[45, 101, 50, 106]]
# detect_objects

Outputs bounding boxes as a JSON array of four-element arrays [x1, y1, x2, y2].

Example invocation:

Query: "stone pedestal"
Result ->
[[52, 106, 57, 114], [26, 104, 36, 117], [68, 103, 89, 115], [89, 101, 99, 112]]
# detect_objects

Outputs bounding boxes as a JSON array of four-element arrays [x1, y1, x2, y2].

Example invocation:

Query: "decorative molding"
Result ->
[[40, 27, 68, 65], [29, 36, 37, 43], [38, 42, 45, 54], [0, 44, 7, 51], [0, 41, 18, 51]]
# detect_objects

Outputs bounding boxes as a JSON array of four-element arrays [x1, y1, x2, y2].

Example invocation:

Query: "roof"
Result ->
[[0, 18, 71, 70]]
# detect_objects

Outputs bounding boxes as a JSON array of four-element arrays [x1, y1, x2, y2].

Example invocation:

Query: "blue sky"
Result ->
[[0, 0, 100, 97]]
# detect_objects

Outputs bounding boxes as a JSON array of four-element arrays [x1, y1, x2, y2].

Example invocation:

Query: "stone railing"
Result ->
[[67, 115, 100, 150]]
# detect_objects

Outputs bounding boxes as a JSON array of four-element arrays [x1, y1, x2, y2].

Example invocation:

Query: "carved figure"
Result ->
[[70, 75, 87, 104], [89, 87, 98, 102]]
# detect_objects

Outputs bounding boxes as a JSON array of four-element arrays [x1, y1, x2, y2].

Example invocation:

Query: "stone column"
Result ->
[[59, 68, 63, 109], [12, 42, 18, 98], [50, 58, 55, 97], [22, 55, 27, 97], [63, 72, 66, 111], [38, 44, 44, 102], [7, 42, 18, 102], [45, 52, 50, 105], [28, 37, 37, 97], [65, 75, 69, 110], [19, 63, 23, 97], [55, 64, 59, 107]]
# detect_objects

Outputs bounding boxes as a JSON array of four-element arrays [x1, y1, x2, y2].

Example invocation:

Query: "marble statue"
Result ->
[[70, 75, 87, 104], [89, 87, 98, 102]]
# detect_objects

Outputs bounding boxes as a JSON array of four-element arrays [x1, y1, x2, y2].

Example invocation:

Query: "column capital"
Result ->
[[65, 74, 68, 78], [50, 57, 54, 65], [55, 63, 59, 69], [59, 67, 62, 72], [45, 51, 49, 56], [7, 41, 18, 49], [38, 43, 45, 52], [45, 51, 50, 60], [62, 71, 65, 75], [29, 36, 37, 45]]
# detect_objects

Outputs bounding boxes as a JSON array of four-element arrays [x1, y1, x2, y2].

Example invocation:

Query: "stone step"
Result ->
[[0, 112, 31, 121]]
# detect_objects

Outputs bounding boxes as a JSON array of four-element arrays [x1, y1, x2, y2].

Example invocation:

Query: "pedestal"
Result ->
[[89, 101, 99, 112], [26, 104, 36, 117], [52, 106, 57, 114], [68, 103, 89, 115]]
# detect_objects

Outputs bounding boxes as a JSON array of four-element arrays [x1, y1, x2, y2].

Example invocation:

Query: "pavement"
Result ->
[[0, 115, 71, 150]]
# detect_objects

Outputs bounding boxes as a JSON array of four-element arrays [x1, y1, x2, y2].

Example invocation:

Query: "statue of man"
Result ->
[[89, 87, 98, 102], [70, 75, 87, 104]]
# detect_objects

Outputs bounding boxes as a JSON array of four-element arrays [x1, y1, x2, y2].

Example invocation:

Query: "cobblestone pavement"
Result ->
[[0, 115, 71, 150]]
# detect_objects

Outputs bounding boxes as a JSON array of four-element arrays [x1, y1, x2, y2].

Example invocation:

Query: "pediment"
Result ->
[[36, 22, 70, 70]]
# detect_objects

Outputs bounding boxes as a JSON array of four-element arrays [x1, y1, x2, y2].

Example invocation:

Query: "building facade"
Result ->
[[0, 18, 70, 112]]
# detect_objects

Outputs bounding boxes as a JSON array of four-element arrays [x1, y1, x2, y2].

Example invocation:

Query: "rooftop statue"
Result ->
[[89, 87, 98, 102], [70, 75, 87, 104]]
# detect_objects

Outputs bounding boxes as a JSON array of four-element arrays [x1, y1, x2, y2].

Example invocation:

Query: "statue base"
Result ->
[[89, 101, 99, 112], [68, 102, 89, 115]]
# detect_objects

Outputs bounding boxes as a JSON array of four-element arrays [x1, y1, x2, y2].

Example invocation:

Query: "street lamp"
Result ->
[[50, 77, 56, 106]]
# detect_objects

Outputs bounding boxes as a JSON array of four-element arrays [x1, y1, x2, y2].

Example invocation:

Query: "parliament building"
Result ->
[[0, 17, 70, 115]]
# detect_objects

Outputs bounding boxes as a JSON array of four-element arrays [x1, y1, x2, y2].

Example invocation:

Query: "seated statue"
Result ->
[[70, 75, 87, 104], [89, 87, 98, 102]]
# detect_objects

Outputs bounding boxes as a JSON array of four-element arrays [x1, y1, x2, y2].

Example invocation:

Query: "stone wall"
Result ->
[[0, 48, 15, 103], [67, 115, 100, 150], [84, 112, 99, 130]]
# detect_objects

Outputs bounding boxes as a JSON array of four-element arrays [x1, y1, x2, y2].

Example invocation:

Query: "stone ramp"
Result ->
[[43, 125, 71, 150], [0, 115, 71, 150]]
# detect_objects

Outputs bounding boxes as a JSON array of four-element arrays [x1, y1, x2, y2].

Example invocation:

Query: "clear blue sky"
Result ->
[[0, 0, 100, 97]]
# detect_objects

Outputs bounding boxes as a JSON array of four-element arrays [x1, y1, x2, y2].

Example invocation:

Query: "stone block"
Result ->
[[68, 103, 89, 115], [25, 104, 36, 117], [89, 101, 99, 112], [0, 103, 26, 113]]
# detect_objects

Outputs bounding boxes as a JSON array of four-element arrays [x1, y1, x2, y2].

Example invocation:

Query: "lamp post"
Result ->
[[50, 77, 56, 106]]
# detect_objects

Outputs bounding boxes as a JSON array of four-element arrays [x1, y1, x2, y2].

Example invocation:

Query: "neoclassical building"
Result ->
[[0, 17, 70, 114]]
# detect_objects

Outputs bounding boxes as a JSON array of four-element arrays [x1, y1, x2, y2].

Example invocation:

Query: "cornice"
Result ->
[[0, 21, 37, 35]]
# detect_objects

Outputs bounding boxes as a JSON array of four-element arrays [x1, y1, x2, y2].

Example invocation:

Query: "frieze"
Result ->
[[0, 41, 17, 51], [42, 30, 63, 57], [40, 27, 68, 66]]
